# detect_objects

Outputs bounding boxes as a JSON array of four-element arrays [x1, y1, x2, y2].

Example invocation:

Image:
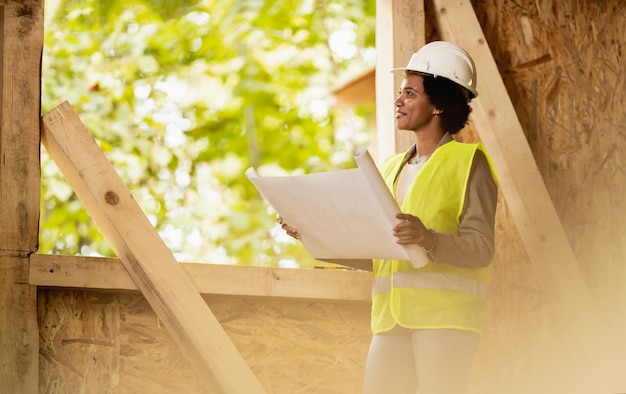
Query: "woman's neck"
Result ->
[[413, 129, 445, 157]]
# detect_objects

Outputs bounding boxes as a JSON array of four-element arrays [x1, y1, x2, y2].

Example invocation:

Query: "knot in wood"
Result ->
[[104, 191, 120, 206]]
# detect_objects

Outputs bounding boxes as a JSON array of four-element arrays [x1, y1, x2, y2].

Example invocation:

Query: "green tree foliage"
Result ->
[[40, 0, 376, 266]]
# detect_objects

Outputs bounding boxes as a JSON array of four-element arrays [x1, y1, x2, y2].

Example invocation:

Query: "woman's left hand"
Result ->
[[277, 215, 300, 239], [393, 213, 432, 248]]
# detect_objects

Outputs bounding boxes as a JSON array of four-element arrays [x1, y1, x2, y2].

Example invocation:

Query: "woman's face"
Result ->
[[394, 74, 436, 131]]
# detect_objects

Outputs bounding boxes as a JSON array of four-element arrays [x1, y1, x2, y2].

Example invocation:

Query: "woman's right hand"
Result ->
[[277, 215, 300, 239]]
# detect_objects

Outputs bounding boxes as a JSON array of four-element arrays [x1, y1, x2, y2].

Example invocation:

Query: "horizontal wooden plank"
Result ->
[[29, 254, 372, 302]]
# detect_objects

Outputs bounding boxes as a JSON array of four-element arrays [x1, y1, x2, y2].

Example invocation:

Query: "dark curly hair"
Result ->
[[409, 71, 473, 134]]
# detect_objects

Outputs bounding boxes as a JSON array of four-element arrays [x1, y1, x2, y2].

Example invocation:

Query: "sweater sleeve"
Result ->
[[430, 150, 498, 268]]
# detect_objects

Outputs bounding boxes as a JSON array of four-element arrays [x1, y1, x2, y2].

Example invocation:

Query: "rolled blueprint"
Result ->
[[353, 148, 427, 268], [247, 149, 427, 268]]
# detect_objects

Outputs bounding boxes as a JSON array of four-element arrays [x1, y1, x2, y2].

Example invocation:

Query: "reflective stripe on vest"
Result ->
[[372, 272, 489, 299]]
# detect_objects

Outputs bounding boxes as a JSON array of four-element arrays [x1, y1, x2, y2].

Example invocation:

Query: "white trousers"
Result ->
[[363, 326, 479, 394]]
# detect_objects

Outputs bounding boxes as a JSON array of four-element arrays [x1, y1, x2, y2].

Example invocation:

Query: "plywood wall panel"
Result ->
[[468, 0, 626, 392], [38, 291, 120, 393], [474, 0, 626, 324], [39, 290, 371, 393]]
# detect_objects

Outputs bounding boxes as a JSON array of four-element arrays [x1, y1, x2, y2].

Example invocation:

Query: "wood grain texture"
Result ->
[[38, 290, 371, 394], [459, 0, 626, 392], [30, 254, 372, 301], [0, 0, 42, 252], [0, 1, 42, 392], [374, 0, 425, 160]]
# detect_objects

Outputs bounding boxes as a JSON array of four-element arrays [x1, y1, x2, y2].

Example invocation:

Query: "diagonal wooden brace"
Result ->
[[41, 101, 266, 394], [429, 0, 617, 389]]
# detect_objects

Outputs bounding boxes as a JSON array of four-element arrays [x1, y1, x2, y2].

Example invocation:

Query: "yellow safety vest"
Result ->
[[371, 140, 497, 335]]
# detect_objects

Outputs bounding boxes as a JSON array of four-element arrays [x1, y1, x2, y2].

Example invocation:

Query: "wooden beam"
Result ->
[[374, 0, 425, 161], [0, 1, 42, 392], [332, 67, 376, 108], [29, 254, 372, 302], [429, 0, 615, 389], [40, 102, 265, 393], [0, 0, 41, 253]]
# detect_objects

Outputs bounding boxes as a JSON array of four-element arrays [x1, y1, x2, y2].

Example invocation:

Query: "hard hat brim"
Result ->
[[389, 68, 477, 99]]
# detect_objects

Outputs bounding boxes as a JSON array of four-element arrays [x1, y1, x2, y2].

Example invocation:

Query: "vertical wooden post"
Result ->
[[374, 0, 425, 160], [0, 1, 43, 392]]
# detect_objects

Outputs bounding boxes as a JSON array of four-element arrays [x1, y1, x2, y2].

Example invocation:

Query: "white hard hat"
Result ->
[[391, 41, 478, 99]]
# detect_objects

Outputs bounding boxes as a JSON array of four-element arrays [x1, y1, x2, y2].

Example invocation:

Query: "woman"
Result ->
[[280, 41, 498, 394]]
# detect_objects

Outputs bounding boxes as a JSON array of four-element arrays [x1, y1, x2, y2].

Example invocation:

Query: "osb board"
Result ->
[[474, 0, 626, 310], [38, 289, 371, 393], [38, 291, 121, 393], [408, 1, 626, 391], [465, 0, 626, 392]]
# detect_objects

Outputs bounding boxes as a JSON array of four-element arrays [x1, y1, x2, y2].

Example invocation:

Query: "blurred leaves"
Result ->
[[40, 0, 376, 266]]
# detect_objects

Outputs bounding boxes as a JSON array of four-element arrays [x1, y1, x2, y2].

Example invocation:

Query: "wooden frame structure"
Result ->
[[1, 1, 41, 392], [1, 0, 623, 392]]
